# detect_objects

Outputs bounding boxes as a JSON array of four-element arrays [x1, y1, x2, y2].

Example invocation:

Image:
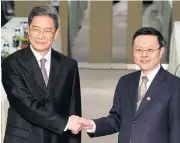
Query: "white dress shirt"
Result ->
[[139, 64, 161, 90], [86, 65, 161, 133], [30, 45, 51, 78], [30, 45, 69, 131]]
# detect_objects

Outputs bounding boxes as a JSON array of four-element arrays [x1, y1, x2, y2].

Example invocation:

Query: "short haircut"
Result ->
[[132, 27, 165, 48], [28, 4, 59, 30]]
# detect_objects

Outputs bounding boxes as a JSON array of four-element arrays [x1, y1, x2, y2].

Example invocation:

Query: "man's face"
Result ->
[[28, 15, 59, 54], [133, 35, 164, 75]]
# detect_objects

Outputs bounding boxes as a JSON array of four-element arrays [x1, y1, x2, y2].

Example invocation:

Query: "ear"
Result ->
[[54, 28, 60, 40], [27, 25, 30, 35], [160, 47, 164, 58]]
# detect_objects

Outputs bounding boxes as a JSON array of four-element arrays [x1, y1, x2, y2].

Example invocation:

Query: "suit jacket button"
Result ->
[[133, 120, 136, 124]]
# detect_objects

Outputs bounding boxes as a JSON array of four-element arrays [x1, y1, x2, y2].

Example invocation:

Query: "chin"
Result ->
[[34, 46, 49, 52], [138, 64, 150, 71]]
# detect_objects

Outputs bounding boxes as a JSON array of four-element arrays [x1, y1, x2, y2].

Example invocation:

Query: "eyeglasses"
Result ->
[[30, 28, 56, 38], [134, 48, 160, 54]]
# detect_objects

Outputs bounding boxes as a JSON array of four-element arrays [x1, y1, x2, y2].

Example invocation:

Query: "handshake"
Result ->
[[67, 115, 94, 134]]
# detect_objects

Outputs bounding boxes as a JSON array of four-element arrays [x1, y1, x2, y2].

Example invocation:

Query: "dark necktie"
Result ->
[[40, 58, 48, 86]]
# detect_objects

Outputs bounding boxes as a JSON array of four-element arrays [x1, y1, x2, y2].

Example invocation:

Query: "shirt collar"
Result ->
[[30, 45, 51, 63], [140, 64, 161, 83]]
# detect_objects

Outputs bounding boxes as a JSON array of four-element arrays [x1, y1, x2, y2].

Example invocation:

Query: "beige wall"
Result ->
[[89, 1, 112, 63], [126, 1, 142, 64], [89, 1, 142, 64], [59, 1, 68, 56], [15, 1, 50, 17], [172, 1, 180, 22]]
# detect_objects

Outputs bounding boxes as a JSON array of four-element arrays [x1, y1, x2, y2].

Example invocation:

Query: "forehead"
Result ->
[[30, 15, 55, 29], [134, 35, 159, 47]]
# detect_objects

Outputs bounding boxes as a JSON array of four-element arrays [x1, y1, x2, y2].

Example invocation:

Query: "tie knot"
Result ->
[[40, 58, 46, 66], [142, 76, 148, 83]]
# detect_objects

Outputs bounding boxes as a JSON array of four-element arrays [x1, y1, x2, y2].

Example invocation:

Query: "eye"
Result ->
[[32, 29, 39, 32], [136, 49, 142, 52], [44, 30, 53, 35], [45, 30, 52, 33], [147, 49, 153, 52]]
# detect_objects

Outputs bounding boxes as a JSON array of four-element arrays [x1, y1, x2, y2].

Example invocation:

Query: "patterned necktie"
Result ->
[[40, 58, 48, 86], [137, 76, 148, 110]]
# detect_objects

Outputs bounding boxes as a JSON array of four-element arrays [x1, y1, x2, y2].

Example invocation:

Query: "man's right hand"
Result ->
[[68, 115, 82, 134], [68, 116, 96, 134]]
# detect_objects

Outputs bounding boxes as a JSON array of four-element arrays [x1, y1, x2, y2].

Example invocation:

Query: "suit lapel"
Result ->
[[22, 47, 62, 98], [134, 67, 166, 119], [130, 71, 141, 117], [24, 47, 46, 92], [46, 49, 62, 98]]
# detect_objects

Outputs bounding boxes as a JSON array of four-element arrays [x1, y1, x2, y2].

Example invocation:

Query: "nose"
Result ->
[[37, 31, 45, 39], [142, 50, 148, 57]]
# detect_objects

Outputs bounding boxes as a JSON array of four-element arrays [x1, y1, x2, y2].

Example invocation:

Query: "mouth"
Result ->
[[140, 60, 149, 63], [36, 42, 46, 45]]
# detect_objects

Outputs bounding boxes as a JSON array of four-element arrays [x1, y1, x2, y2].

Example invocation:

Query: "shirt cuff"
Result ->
[[86, 120, 96, 133], [64, 117, 70, 131]]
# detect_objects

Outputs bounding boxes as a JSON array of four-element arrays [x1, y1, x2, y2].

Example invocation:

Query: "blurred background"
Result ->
[[1, 0, 180, 143]]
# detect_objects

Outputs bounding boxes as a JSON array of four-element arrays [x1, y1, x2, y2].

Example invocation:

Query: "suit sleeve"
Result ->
[[2, 60, 68, 135], [68, 62, 82, 142], [69, 62, 81, 116], [89, 78, 121, 137], [169, 79, 180, 143]]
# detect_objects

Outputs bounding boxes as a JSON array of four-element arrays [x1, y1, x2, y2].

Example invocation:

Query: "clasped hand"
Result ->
[[67, 115, 93, 134]]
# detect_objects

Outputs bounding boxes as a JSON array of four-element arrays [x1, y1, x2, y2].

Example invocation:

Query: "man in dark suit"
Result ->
[[2, 4, 82, 143], [80, 27, 180, 143]]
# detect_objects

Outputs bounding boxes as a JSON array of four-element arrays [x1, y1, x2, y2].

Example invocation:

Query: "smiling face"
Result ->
[[133, 35, 164, 75], [28, 15, 59, 56]]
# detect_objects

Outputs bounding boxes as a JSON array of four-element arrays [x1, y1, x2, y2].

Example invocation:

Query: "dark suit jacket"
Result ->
[[2, 47, 81, 143], [90, 66, 180, 143]]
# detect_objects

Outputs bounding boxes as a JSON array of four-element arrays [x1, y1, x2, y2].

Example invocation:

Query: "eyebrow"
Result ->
[[134, 45, 157, 49], [31, 26, 53, 30], [31, 26, 40, 28]]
